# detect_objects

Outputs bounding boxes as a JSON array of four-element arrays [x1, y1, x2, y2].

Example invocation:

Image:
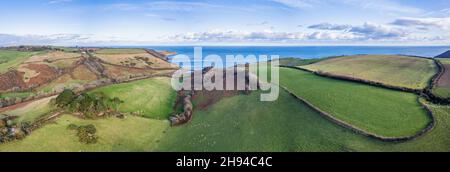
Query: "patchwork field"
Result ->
[[301, 55, 437, 89], [433, 58, 450, 98], [1, 90, 449, 152], [89, 77, 177, 120], [279, 67, 431, 137], [0, 50, 40, 74]]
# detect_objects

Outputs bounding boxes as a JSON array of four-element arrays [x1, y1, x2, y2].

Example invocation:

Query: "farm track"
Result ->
[[279, 66, 437, 142]]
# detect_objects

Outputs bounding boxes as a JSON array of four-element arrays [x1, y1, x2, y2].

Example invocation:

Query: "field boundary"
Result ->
[[422, 59, 450, 105], [280, 85, 436, 142]]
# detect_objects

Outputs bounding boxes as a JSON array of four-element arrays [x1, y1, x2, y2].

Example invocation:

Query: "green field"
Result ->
[[0, 115, 169, 152], [276, 57, 326, 67], [301, 55, 437, 89], [0, 92, 33, 99], [2, 90, 449, 152], [0, 50, 40, 74], [279, 67, 430, 137], [95, 48, 147, 54], [89, 77, 176, 119]]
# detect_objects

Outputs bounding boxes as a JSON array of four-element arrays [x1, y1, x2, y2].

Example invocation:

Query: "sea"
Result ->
[[121, 46, 450, 69]]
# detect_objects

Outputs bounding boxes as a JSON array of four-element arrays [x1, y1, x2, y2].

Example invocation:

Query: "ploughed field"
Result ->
[[433, 59, 450, 98], [301, 55, 437, 90]]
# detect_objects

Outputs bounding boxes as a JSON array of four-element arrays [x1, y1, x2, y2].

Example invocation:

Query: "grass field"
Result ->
[[279, 67, 430, 137], [1, 90, 450, 152], [0, 115, 169, 152], [433, 58, 450, 98], [89, 77, 176, 119], [301, 55, 437, 89], [0, 92, 33, 99], [0, 50, 39, 74], [277, 57, 331, 67]]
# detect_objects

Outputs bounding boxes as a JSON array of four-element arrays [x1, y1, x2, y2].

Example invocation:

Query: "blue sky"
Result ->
[[0, 0, 450, 45]]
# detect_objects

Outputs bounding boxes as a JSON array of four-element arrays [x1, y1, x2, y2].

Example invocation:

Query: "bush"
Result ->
[[76, 124, 98, 144], [55, 89, 76, 107], [56, 90, 123, 119]]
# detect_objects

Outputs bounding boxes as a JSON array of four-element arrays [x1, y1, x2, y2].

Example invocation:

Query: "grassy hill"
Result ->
[[89, 77, 177, 120], [301, 55, 437, 89], [279, 67, 430, 137]]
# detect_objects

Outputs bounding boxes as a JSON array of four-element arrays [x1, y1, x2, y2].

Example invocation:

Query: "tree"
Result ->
[[55, 89, 76, 107]]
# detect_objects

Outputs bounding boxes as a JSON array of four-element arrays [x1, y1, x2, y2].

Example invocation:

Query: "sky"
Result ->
[[0, 0, 450, 46]]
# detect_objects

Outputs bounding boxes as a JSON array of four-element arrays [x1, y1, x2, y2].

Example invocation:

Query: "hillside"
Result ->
[[301, 55, 437, 90], [436, 50, 450, 58], [0, 47, 178, 108]]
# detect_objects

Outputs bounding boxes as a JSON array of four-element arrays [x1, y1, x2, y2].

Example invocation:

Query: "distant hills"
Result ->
[[436, 51, 450, 58]]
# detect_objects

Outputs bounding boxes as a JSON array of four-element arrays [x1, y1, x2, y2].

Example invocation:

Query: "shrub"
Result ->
[[76, 124, 98, 144], [55, 89, 76, 107]]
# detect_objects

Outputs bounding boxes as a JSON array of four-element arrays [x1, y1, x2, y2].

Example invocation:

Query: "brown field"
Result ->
[[71, 65, 99, 81], [95, 48, 148, 54], [95, 53, 174, 69], [433, 59, 450, 98], [437, 59, 450, 87], [36, 65, 99, 92], [23, 64, 59, 87], [24, 51, 81, 63]]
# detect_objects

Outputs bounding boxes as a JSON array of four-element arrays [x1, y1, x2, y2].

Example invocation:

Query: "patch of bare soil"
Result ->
[[0, 100, 31, 113], [24, 64, 59, 88], [0, 70, 26, 91], [437, 64, 450, 87], [182, 67, 254, 110]]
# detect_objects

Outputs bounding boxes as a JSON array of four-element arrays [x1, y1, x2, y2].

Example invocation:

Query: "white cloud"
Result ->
[[391, 17, 450, 30], [167, 29, 360, 43], [308, 23, 352, 30], [308, 22, 407, 40]]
